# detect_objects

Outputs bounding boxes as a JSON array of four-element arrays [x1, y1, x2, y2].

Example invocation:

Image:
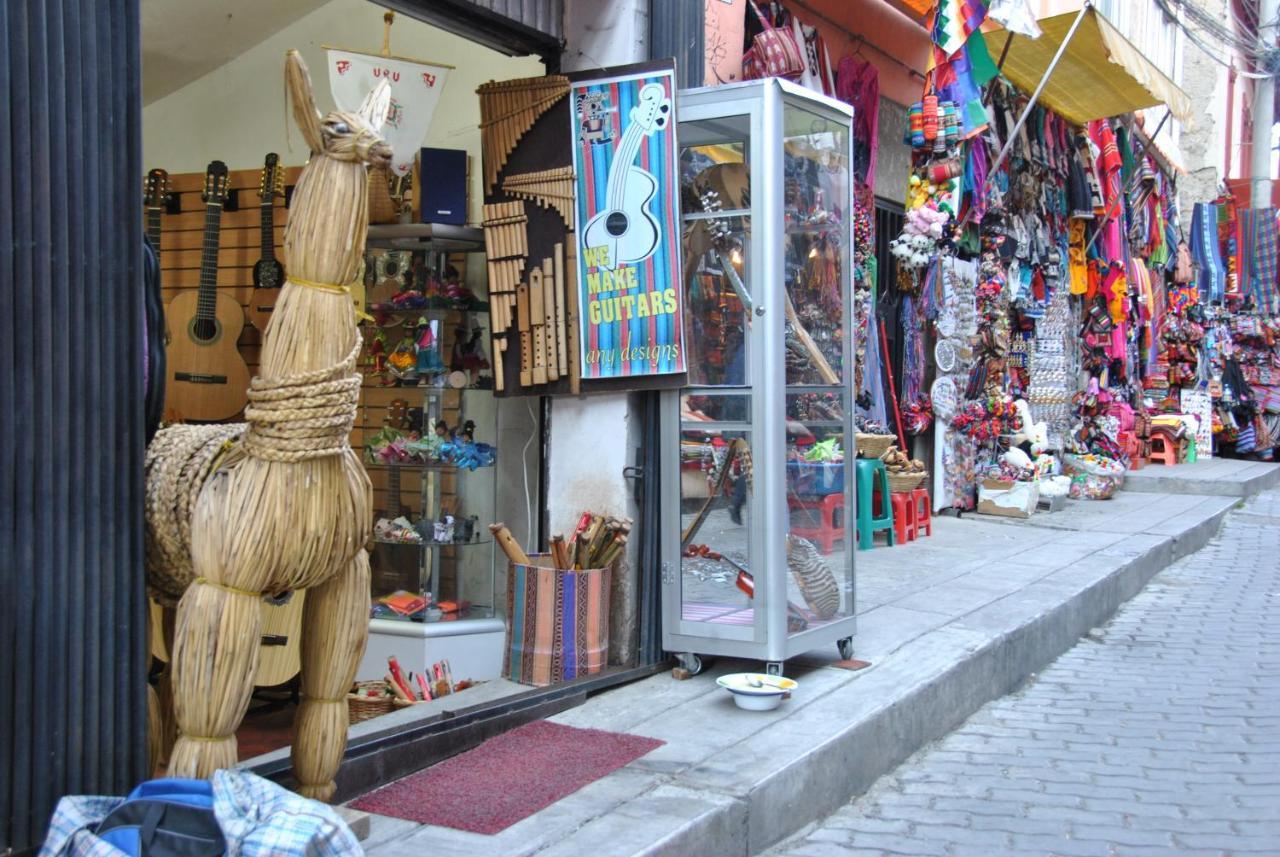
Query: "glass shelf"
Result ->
[[365, 222, 485, 252]]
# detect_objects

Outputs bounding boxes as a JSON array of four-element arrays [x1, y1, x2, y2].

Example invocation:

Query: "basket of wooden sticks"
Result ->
[[490, 514, 624, 687], [347, 681, 395, 725]]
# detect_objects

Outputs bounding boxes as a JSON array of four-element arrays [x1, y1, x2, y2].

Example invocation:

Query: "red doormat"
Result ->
[[349, 720, 664, 834]]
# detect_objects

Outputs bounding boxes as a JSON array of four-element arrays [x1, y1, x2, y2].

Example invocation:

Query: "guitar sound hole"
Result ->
[[606, 211, 629, 237], [191, 318, 220, 343]]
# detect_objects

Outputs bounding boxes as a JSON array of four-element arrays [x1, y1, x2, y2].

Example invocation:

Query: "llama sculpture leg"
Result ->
[[167, 580, 264, 777], [292, 549, 371, 800]]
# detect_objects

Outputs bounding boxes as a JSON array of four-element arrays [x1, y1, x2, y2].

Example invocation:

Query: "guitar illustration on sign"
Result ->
[[581, 82, 671, 271]]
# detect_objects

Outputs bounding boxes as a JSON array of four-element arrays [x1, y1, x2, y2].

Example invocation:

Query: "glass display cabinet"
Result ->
[[661, 79, 856, 675]]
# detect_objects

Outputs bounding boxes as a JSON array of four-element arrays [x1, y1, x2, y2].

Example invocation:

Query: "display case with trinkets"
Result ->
[[661, 79, 857, 677]]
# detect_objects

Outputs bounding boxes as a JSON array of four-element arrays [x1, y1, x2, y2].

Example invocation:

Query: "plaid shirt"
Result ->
[[39, 771, 361, 857]]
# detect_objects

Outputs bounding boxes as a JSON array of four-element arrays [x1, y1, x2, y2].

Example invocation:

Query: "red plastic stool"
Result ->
[[889, 491, 917, 543], [1148, 432, 1178, 466], [911, 487, 932, 537], [789, 492, 844, 554]]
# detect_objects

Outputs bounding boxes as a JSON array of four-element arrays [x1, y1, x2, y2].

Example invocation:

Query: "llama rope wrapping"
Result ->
[[144, 50, 390, 800]]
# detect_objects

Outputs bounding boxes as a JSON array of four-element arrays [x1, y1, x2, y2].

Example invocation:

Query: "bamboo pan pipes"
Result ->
[[144, 51, 391, 800], [490, 511, 631, 570]]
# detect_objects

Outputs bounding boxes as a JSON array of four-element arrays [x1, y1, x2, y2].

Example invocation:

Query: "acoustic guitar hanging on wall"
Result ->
[[164, 160, 251, 422], [247, 152, 287, 333]]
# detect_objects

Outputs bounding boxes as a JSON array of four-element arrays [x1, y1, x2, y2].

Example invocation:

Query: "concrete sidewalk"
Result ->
[[360, 462, 1276, 857]]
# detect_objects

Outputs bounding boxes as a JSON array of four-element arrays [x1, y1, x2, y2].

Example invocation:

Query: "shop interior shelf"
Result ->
[[363, 460, 459, 471], [364, 298, 491, 316], [372, 538, 494, 548], [362, 382, 496, 394], [365, 222, 485, 252]]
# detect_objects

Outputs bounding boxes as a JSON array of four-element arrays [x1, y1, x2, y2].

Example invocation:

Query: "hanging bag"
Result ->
[[1172, 239, 1195, 284], [741, 0, 805, 82]]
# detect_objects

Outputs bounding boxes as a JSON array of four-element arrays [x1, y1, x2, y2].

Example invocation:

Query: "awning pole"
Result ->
[[996, 33, 1014, 70], [1083, 109, 1173, 258], [985, 1, 1092, 183]]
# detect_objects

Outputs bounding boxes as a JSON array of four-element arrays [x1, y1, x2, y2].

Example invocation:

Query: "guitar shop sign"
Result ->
[[571, 66, 686, 380]]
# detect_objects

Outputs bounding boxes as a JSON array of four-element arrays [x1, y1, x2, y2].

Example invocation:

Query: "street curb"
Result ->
[[1123, 463, 1280, 498], [688, 500, 1234, 856]]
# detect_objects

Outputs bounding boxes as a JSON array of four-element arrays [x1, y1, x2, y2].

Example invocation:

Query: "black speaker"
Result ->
[[419, 147, 468, 225]]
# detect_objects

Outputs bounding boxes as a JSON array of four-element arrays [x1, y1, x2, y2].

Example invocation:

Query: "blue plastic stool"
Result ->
[[855, 458, 895, 550]]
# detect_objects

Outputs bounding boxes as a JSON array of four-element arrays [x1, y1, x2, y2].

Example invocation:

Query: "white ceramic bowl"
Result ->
[[716, 673, 798, 711]]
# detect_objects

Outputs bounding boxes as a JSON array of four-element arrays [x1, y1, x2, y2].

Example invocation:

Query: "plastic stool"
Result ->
[[1148, 432, 1178, 466], [789, 492, 844, 554], [855, 458, 895, 550], [1185, 436, 1198, 463], [911, 487, 932, 537], [889, 492, 917, 543]]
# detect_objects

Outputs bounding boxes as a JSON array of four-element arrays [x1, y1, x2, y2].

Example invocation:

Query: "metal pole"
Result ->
[[1252, 0, 1279, 208], [986, 1, 1092, 184], [1083, 110, 1173, 258]]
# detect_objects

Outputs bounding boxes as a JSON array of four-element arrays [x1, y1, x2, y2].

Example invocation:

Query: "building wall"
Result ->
[[875, 97, 911, 203], [1177, 0, 1231, 210], [549, 0, 651, 665]]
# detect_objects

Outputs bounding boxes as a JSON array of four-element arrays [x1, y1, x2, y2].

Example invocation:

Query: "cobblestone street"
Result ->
[[771, 489, 1280, 857]]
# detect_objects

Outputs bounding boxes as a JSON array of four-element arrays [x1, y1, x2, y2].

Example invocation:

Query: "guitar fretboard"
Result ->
[[146, 207, 162, 258], [197, 201, 223, 322], [259, 201, 275, 262]]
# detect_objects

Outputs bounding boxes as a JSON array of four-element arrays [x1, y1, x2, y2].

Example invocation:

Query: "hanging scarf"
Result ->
[[1189, 203, 1225, 302]]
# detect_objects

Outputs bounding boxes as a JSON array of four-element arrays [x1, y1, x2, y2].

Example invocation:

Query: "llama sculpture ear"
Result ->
[[285, 49, 325, 152], [358, 79, 392, 132]]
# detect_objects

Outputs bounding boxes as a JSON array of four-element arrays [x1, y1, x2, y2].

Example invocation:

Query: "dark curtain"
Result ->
[[1, 1, 147, 853]]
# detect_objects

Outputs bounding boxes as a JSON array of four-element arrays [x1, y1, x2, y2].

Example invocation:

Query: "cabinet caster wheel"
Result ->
[[837, 637, 854, 661], [765, 661, 784, 676], [676, 653, 703, 675]]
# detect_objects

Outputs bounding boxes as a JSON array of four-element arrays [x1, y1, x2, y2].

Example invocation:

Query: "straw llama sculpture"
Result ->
[[145, 50, 390, 800]]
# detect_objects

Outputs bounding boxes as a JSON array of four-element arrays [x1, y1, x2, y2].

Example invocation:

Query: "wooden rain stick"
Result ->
[[554, 241, 568, 375], [489, 523, 531, 566], [542, 257, 558, 380], [517, 282, 532, 387], [566, 233, 581, 394], [529, 267, 547, 385]]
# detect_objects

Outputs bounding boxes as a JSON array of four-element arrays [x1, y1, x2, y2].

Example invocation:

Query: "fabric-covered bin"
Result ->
[[503, 555, 611, 687]]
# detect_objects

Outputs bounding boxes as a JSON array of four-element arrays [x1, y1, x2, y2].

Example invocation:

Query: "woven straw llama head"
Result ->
[[285, 49, 393, 168]]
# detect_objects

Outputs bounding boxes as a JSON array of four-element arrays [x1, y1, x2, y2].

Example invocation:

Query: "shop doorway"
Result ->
[[137, 0, 668, 804]]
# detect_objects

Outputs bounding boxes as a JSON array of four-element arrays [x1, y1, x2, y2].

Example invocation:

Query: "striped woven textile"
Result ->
[[504, 559, 610, 687], [1239, 207, 1279, 313]]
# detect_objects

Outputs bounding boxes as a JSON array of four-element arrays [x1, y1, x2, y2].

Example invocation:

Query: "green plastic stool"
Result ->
[[855, 458, 896, 550], [1185, 436, 1197, 463]]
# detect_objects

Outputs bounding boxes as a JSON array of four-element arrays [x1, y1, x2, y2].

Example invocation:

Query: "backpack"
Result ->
[[95, 779, 225, 857]]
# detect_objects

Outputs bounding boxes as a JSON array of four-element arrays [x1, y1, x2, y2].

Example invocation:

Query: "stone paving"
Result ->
[[769, 489, 1280, 857]]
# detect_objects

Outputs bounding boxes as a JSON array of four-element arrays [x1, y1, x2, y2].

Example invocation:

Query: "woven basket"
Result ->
[[347, 681, 394, 724], [856, 433, 895, 458], [887, 470, 927, 494], [367, 165, 398, 224]]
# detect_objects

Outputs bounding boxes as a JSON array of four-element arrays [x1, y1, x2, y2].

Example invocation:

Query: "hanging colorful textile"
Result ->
[[1088, 119, 1124, 263], [1238, 207, 1279, 313], [837, 57, 880, 187], [932, 0, 991, 58], [1220, 196, 1242, 299], [1189, 203, 1225, 302]]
